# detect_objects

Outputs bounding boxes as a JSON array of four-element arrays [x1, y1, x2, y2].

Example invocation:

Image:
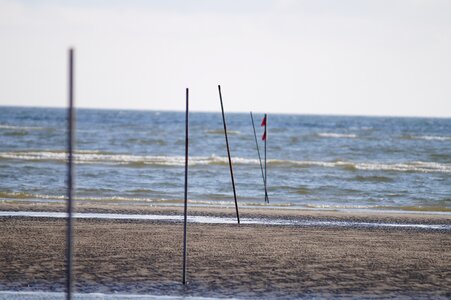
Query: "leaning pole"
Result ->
[[218, 85, 240, 224], [263, 114, 268, 203], [250, 112, 266, 202]]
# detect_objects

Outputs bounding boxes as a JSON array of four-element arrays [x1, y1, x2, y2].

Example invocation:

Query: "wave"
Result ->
[[0, 191, 277, 207], [1, 150, 450, 173], [125, 138, 166, 145], [317, 132, 357, 138], [0, 191, 65, 200], [417, 135, 451, 141], [293, 187, 312, 195], [2, 191, 450, 213], [353, 175, 394, 183], [0, 124, 47, 130], [0, 191, 165, 203], [402, 135, 451, 141], [0, 150, 262, 167], [3, 131, 28, 137], [0, 151, 259, 167], [271, 159, 451, 173], [351, 161, 450, 173], [205, 129, 241, 135], [304, 204, 451, 213]]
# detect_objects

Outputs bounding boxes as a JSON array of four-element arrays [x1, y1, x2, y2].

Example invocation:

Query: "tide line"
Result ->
[[0, 211, 449, 231]]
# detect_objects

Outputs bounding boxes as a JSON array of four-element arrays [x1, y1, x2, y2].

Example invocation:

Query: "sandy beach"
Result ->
[[0, 203, 450, 299]]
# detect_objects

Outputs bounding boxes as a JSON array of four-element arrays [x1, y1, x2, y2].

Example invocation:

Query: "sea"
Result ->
[[0, 106, 450, 213]]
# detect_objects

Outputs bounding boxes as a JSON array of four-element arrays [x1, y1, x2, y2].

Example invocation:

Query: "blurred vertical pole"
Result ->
[[250, 112, 266, 202], [182, 88, 189, 285], [218, 85, 240, 224], [66, 48, 75, 300]]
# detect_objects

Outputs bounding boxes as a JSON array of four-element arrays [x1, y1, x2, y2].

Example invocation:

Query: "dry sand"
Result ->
[[0, 203, 450, 298]]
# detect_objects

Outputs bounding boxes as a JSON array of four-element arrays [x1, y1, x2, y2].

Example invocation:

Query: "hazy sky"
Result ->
[[1, 0, 450, 117]]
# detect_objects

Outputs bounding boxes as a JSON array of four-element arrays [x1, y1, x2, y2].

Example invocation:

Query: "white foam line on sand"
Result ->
[[0, 211, 450, 230]]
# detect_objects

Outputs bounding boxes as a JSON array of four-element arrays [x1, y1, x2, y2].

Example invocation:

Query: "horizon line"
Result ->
[[1, 104, 450, 119]]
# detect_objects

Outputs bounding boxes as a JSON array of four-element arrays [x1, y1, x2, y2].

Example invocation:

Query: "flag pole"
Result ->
[[250, 112, 266, 203], [66, 48, 75, 300], [218, 85, 240, 224], [182, 88, 189, 285], [264, 114, 268, 203]]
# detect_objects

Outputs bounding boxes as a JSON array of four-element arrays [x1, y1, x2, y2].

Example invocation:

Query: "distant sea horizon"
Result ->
[[1, 106, 450, 213], [2, 104, 450, 119]]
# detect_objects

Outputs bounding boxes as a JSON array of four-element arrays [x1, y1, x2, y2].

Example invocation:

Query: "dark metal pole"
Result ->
[[264, 114, 268, 203], [182, 88, 189, 285], [66, 48, 75, 300], [218, 85, 240, 224], [250, 112, 267, 202]]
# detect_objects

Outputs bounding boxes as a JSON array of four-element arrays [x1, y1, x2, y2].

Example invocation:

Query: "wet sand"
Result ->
[[0, 203, 450, 298]]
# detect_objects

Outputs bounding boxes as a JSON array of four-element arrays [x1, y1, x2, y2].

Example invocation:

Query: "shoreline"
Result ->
[[1, 197, 451, 214], [1, 211, 450, 232], [0, 202, 450, 224]]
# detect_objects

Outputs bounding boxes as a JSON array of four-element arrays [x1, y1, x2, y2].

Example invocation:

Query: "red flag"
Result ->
[[262, 131, 266, 141], [261, 116, 266, 127]]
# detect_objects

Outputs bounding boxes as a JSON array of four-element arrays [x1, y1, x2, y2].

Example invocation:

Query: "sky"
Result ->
[[0, 0, 450, 117]]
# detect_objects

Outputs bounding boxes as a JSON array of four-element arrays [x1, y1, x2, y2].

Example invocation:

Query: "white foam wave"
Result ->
[[0, 191, 66, 200], [0, 192, 294, 208], [1, 151, 450, 173], [416, 135, 451, 141], [205, 129, 241, 135], [0, 124, 46, 130], [317, 132, 357, 138], [0, 192, 163, 203], [0, 151, 258, 166], [273, 160, 451, 173], [353, 161, 451, 173]]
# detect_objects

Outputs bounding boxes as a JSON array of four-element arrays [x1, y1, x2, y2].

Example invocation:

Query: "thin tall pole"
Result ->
[[264, 114, 268, 203], [66, 48, 75, 300], [182, 88, 189, 285], [250, 112, 267, 202], [218, 85, 240, 224]]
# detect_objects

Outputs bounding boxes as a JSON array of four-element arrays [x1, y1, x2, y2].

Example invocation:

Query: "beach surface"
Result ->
[[0, 203, 450, 299]]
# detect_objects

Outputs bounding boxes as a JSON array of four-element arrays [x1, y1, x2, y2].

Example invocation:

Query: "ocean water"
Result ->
[[0, 106, 450, 212]]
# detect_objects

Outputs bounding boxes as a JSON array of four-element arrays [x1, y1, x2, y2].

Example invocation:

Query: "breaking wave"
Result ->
[[0, 191, 65, 200], [402, 135, 451, 141], [1, 150, 450, 173], [317, 132, 357, 138], [270, 159, 451, 173], [205, 129, 241, 135], [2, 191, 450, 214], [0, 151, 257, 166], [416, 135, 451, 141], [0, 124, 47, 130], [304, 204, 451, 213], [0, 191, 289, 207]]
